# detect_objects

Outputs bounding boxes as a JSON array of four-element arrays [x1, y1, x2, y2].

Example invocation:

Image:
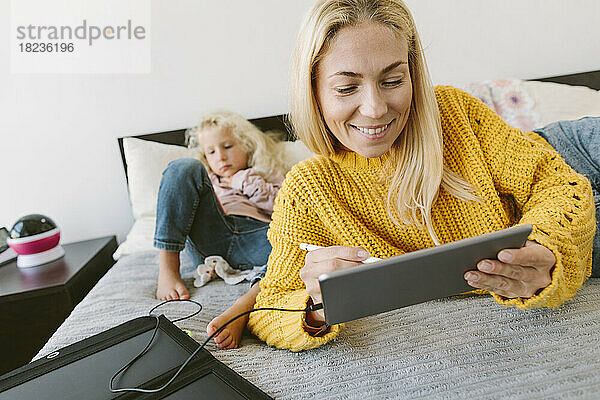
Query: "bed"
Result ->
[[33, 71, 600, 399]]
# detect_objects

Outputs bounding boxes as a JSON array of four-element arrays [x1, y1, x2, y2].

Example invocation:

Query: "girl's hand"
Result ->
[[464, 240, 555, 298], [300, 246, 371, 324], [219, 176, 231, 188]]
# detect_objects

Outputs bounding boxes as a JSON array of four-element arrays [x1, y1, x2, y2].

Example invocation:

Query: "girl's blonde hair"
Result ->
[[186, 110, 288, 181], [290, 0, 479, 244]]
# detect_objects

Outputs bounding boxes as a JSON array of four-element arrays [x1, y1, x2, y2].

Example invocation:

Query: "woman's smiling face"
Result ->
[[315, 22, 413, 158]]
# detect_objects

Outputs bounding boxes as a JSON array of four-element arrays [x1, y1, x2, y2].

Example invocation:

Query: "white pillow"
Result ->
[[521, 80, 600, 128], [114, 138, 197, 259], [113, 216, 156, 259], [123, 137, 198, 220], [277, 140, 314, 170], [115, 137, 314, 259]]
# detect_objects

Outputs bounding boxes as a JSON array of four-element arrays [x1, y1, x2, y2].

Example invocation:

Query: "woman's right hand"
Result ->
[[300, 246, 371, 324]]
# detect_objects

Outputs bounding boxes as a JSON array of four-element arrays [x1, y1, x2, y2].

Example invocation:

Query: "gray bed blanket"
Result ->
[[35, 250, 600, 399]]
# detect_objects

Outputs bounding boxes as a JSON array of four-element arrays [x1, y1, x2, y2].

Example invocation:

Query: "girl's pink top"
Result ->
[[209, 168, 283, 222]]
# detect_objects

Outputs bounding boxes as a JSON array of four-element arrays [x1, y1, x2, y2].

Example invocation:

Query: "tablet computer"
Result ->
[[318, 224, 532, 325]]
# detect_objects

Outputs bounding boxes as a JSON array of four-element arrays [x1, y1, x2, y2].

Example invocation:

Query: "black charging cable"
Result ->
[[109, 299, 324, 394]]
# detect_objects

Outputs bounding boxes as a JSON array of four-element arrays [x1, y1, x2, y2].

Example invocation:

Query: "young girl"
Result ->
[[153, 110, 287, 349]]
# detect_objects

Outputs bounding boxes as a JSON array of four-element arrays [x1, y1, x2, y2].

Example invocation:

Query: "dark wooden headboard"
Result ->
[[534, 70, 600, 91], [118, 69, 600, 183]]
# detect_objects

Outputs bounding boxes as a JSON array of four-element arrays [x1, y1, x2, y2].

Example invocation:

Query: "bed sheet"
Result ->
[[35, 250, 600, 399]]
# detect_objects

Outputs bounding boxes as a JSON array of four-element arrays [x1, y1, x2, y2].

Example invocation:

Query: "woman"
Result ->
[[246, 0, 597, 351]]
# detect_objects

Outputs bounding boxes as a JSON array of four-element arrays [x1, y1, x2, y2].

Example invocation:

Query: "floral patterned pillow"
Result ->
[[462, 79, 541, 131]]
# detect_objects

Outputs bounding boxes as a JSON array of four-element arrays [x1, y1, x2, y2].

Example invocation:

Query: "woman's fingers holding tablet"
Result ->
[[497, 240, 556, 269], [301, 246, 368, 293], [304, 245, 371, 263], [300, 246, 369, 322], [465, 240, 555, 298]]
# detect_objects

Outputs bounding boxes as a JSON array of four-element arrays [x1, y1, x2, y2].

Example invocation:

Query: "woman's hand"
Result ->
[[464, 240, 555, 298], [300, 246, 371, 324]]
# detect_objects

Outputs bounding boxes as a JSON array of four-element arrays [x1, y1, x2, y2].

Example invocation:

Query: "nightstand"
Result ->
[[0, 236, 117, 375]]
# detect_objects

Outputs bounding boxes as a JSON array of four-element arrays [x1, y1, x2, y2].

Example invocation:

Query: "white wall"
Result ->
[[1, 0, 599, 244], [407, 0, 600, 85]]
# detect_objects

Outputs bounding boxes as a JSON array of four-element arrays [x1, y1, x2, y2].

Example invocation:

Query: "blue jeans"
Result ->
[[534, 117, 600, 277], [153, 158, 271, 279]]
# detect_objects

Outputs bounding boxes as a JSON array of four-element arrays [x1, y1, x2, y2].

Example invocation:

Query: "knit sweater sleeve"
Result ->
[[443, 87, 595, 308], [246, 163, 342, 351]]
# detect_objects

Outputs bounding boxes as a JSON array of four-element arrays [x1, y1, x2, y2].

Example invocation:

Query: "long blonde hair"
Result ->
[[186, 110, 287, 181], [290, 0, 479, 244]]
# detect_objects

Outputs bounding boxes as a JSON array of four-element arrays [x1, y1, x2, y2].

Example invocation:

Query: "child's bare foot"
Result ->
[[156, 271, 190, 300], [206, 284, 260, 350], [156, 249, 190, 301]]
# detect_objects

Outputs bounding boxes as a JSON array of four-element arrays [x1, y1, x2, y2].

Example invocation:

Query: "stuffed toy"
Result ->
[[193, 255, 264, 287], [194, 263, 216, 287]]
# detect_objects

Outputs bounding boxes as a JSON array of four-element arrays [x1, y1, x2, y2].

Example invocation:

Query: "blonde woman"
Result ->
[[153, 110, 287, 349], [246, 0, 597, 351]]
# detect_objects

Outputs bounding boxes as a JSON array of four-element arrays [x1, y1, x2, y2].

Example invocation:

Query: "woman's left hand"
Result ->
[[464, 240, 556, 298]]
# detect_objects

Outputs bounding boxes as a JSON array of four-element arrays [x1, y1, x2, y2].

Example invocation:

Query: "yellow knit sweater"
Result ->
[[247, 86, 595, 352]]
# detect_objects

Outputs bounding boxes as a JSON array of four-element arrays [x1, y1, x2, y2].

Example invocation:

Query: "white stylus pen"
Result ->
[[299, 243, 381, 263]]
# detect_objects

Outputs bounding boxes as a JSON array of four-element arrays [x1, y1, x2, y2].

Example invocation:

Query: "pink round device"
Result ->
[[6, 214, 65, 268]]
